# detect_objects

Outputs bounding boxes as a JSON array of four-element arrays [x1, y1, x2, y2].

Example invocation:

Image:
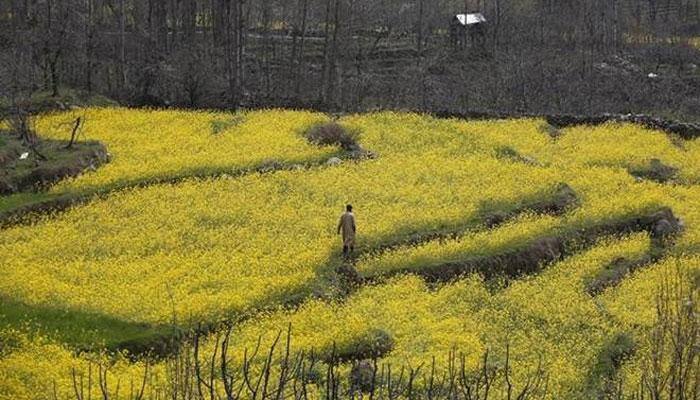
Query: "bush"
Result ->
[[495, 146, 519, 159], [323, 328, 394, 362], [629, 158, 678, 183], [305, 122, 359, 151], [350, 360, 375, 393], [585, 258, 636, 296], [211, 116, 244, 135], [256, 159, 285, 174], [494, 145, 539, 166], [587, 332, 636, 397], [602, 333, 636, 370]]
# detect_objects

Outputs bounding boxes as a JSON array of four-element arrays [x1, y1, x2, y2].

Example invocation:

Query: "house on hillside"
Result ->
[[450, 13, 486, 49]]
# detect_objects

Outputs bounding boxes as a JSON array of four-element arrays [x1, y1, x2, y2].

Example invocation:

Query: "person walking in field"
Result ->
[[337, 204, 356, 257]]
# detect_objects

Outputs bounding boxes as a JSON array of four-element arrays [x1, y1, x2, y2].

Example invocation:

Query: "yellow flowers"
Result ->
[[691, 37, 700, 49], [0, 331, 163, 400], [1, 109, 699, 398], [1, 108, 333, 207], [205, 234, 656, 397], [0, 114, 566, 325], [357, 214, 560, 278]]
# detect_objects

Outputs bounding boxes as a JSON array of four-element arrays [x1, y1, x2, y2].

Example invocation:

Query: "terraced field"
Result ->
[[0, 109, 698, 399]]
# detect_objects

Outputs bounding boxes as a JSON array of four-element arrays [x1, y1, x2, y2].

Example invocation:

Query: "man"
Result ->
[[337, 204, 356, 256]]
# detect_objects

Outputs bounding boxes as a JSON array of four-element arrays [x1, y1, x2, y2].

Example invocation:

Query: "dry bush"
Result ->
[[304, 122, 359, 151]]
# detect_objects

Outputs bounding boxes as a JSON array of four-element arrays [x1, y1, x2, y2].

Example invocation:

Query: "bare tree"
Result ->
[[636, 266, 698, 400], [64, 326, 550, 400], [0, 0, 697, 116]]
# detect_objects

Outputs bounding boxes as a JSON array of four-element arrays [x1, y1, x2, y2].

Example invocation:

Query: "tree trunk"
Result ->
[[227, 0, 241, 106], [237, 0, 246, 101], [320, 0, 332, 103], [44, 0, 62, 97], [44, 0, 53, 92], [169, 0, 178, 43], [85, 0, 94, 93], [493, 0, 501, 51], [50, 54, 60, 97], [612, 0, 619, 51], [417, 0, 424, 62], [327, 0, 340, 106], [294, 0, 308, 100], [261, 0, 272, 98], [182, 0, 196, 41], [290, 0, 300, 96], [119, 0, 127, 92], [11, 0, 27, 30], [154, 0, 168, 52], [213, 0, 228, 47]]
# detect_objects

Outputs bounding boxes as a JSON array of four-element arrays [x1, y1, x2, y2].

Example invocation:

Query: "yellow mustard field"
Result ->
[[211, 234, 653, 396], [0, 109, 698, 399], [0, 108, 336, 213]]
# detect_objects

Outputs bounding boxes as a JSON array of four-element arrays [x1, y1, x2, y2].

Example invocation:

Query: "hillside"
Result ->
[[0, 109, 698, 399]]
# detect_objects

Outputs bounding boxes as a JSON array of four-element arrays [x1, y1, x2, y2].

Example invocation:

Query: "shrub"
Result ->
[[305, 122, 359, 151], [350, 360, 375, 393], [211, 116, 244, 135], [585, 258, 636, 296], [494, 145, 539, 166], [629, 158, 678, 183], [256, 159, 284, 173], [495, 146, 519, 159], [323, 328, 394, 362], [587, 332, 636, 397]]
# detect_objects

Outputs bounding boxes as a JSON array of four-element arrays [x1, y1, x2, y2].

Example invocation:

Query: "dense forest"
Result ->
[[1, 0, 699, 118]]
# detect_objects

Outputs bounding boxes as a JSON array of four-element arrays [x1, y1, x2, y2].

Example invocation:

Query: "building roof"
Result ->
[[455, 13, 486, 25]]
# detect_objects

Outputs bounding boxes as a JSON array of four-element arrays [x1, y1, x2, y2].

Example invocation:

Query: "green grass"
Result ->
[[0, 191, 60, 216], [211, 115, 245, 135], [0, 297, 173, 353], [0, 132, 107, 207]]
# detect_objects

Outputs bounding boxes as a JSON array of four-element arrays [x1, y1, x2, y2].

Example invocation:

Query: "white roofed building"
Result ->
[[455, 13, 487, 26], [450, 13, 487, 49]]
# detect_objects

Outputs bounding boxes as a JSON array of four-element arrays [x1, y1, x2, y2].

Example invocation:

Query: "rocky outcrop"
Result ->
[[545, 114, 700, 140]]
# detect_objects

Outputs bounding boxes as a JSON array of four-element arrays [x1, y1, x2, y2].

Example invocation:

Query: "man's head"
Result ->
[[346, 204, 353, 212]]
